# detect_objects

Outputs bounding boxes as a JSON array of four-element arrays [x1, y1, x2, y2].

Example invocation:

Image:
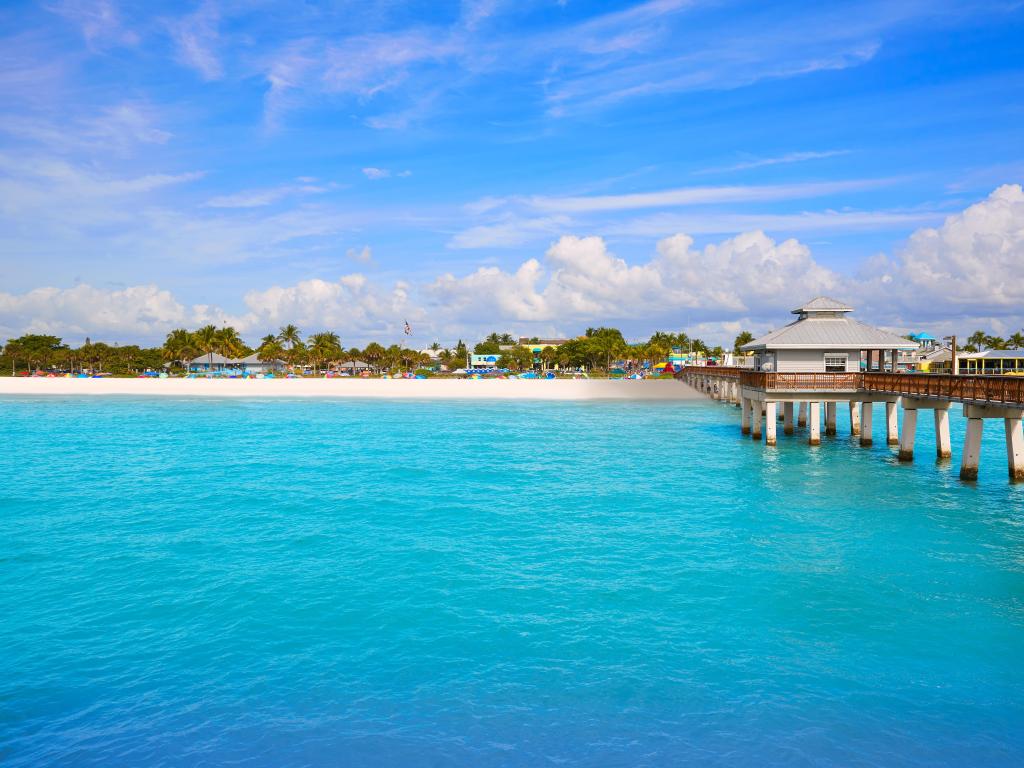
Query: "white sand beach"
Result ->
[[0, 377, 702, 401]]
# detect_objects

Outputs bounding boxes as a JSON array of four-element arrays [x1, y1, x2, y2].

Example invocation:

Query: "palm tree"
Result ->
[[215, 326, 247, 360], [967, 330, 988, 352], [1008, 331, 1024, 350], [733, 330, 754, 355], [307, 332, 342, 375], [275, 324, 304, 372], [163, 328, 196, 374], [985, 334, 1007, 351], [499, 333, 514, 344], [540, 345, 558, 371], [192, 325, 219, 371], [256, 335, 285, 373], [363, 342, 385, 372]]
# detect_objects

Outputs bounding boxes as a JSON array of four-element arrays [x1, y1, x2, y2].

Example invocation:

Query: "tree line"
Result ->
[[961, 330, 1024, 352], [1, 325, 738, 376]]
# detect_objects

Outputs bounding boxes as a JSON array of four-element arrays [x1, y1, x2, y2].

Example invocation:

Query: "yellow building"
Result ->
[[959, 350, 1024, 375]]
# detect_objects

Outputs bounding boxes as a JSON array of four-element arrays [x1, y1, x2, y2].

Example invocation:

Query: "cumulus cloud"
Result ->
[[0, 283, 188, 340], [4, 187, 1022, 345], [857, 184, 1024, 323], [430, 230, 839, 328], [242, 275, 421, 336]]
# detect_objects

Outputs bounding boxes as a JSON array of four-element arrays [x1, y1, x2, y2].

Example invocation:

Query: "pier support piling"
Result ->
[[783, 402, 794, 435], [860, 402, 873, 447], [849, 401, 861, 436], [898, 406, 917, 462], [740, 397, 751, 435], [934, 408, 952, 459], [825, 402, 837, 436], [798, 401, 807, 428], [765, 402, 777, 446], [808, 402, 821, 446], [1005, 418, 1024, 482], [960, 417, 983, 481], [751, 402, 763, 441], [886, 401, 899, 446]]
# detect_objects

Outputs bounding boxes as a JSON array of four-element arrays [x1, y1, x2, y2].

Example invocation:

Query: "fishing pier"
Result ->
[[683, 298, 1024, 483]]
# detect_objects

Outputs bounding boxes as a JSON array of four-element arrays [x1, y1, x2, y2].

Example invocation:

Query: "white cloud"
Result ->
[[0, 283, 188, 340], [695, 150, 850, 175], [448, 214, 572, 249], [242, 275, 421, 337], [605, 208, 947, 238], [525, 179, 893, 214], [3, 187, 1022, 346], [323, 30, 458, 98], [205, 182, 328, 208], [431, 230, 839, 327], [49, 0, 139, 49], [346, 245, 373, 263], [0, 102, 171, 156], [168, 1, 222, 81], [362, 167, 390, 180], [857, 184, 1024, 323]]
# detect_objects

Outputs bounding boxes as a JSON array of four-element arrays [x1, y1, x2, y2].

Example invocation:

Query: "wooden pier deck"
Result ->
[[681, 367, 1024, 482]]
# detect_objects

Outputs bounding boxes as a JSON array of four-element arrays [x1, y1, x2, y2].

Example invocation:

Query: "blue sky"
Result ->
[[1, 0, 1023, 345]]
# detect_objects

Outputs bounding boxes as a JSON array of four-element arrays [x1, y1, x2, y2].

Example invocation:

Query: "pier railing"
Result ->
[[861, 373, 1024, 405], [680, 366, 1024, 406]]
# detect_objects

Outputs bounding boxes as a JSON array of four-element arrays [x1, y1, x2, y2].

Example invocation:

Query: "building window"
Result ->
[[824, 354, 848, 372]]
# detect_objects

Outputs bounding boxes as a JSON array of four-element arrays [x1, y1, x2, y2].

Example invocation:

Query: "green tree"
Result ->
[[984, 334, 1007, 351], [474, 340, 501, 354], [363, 342, 386, 371], [163, 328, 197, 374], [540, 345, 558, 371], [8, 334, 66, 373], [192, 325, 220, 370], [967, 330, 988, 352], [733, 330, 754, 354], [215, 327, 248, 359], [277, 324, 304, 368], [256, 335, 286, 371], [498, 345, 533, 371], [1008, 331, 1024, 350], [307, 332, 342, 374]]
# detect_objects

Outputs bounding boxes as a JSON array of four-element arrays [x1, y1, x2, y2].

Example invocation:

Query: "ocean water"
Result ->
[[1, 395, 1023, 767]]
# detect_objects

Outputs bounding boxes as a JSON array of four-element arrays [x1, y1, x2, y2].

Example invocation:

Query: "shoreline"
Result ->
[[0, 377, 702, 401]]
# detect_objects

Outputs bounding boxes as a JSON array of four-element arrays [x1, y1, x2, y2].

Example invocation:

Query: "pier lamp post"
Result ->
[[944, 335, 958, 375]]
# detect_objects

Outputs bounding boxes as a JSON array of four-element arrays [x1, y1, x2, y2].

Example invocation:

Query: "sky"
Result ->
[[1, 0, 1023, 347]]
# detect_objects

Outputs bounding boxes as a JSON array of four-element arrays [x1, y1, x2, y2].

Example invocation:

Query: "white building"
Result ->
[[740, 297, 917, 373]]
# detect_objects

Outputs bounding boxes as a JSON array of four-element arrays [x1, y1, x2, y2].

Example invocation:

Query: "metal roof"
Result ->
[[190, 352, 281, 365], [238, 352, 282, 364], [791, 296, 853, 314], [742, 316, 919, 351], [189, 353, 234, 364], [959, 349, 1024, 359]]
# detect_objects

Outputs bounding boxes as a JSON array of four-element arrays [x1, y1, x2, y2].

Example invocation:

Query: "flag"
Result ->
[[403, 320, 412, 336]]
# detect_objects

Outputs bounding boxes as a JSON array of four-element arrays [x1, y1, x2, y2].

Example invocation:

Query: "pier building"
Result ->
[[683, 298, 1024, 483]]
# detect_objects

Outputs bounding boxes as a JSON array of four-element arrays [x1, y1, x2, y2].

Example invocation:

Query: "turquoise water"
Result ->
[[2, 396, 1023, 767]]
